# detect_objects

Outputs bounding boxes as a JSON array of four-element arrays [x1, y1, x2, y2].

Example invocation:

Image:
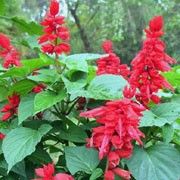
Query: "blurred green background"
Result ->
[[0, 0, 179, 64]]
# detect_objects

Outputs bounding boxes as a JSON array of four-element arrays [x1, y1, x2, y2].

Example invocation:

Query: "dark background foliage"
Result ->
[[0, 0, 179, 64]]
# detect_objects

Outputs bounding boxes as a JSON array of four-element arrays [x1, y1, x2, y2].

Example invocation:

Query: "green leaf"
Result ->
[[63, 53, 107, 61], [162, 124, 174, 143], [0, 160, 26, 177], [62, 75, 87, 94], [28, 147, 52, 164], [8, 79, 36, 96], [22, 35, 40, 49], [0, 0, 6, 15], [163, 66, 180, 87], [58, 120, 87, 143], [11, 17, 43, 35], [62, 58, 88, 72], [0, 86, 8, 101], [87, 74, 127, 100], [89, 168, 103, 180], [2, 124, 52, 172], [18, 94, 35, 124], [65, 146, 100, 175], [28, 69, 59, 83], [126, 144, 180, 180], [1, 56, 54, 78], [34, 89, 66, 114], [140, 102, 180, 127]]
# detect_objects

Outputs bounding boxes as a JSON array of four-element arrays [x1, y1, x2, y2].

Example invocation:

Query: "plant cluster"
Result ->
[[0, 1, 179, 180]]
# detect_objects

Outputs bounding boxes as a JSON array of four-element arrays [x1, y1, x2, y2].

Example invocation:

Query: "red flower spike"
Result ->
[[39, 0, 70, 56], [80, 98, 145, 180], [129, 16, 176, 106], [0, 33, 21, 69]]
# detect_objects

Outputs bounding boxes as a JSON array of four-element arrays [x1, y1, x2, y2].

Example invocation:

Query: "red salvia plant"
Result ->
[[0, 0, 178, 179], [129, 16, 176, 106]]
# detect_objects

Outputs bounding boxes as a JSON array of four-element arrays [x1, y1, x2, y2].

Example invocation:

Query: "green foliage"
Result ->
[[89, 168, 103, 180], [11, 17, 43, 35], [65, 146, 100, 175], [0, 1, 179, 179], [0, 0, 6, 16], [140, 102, 180, 127], [2, 124, 52, 172], [34, 89, 66, 114], [18, 94, 35, 124], [163, 66, 180, 88], [58, 120, 87, 143], [126, 144, 180, 180], [8, 79, 36, 96], [86, 74, 127, 100], [0, 56, 54, 78]]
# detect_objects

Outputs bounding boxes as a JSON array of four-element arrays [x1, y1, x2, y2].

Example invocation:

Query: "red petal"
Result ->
[[35, 168, 45, 177], [102, 40, 113, 53], [104, 170, 115, 180], [50, 0, 59, 16], [80, 107, 105, 118], [149, 16, 163, 32], [1, 104, 12, 112], [54, 173, 74, 180], [0, 33, 11, 49], [113, 168, 131, 180], [0, 133, 5, 140], [1, 112, 13, 121]]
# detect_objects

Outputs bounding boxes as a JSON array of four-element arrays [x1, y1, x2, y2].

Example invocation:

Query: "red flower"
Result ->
[[50, 0, 59, 16], [149, 16, 163, 32], [39, 0, 70, 55], [104, 168, 131, 180], [0, 133, 5, 140], [35, 163, 54, 180], [97, 40, 130, 78], [112, 168, 131, 180], [0, 33, 10, 49], [1, 93, 20, 121], [34, 163, 74, 180], [54, 173, 74, 180], [32, 84, 46, 94], [0, 33, 21, 69], [129, 16, 176, 106], [80, 98, 145, 180], [104, 170, 114, 180], [54, 43, 71, 55], [102, 40, 113, 53]]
